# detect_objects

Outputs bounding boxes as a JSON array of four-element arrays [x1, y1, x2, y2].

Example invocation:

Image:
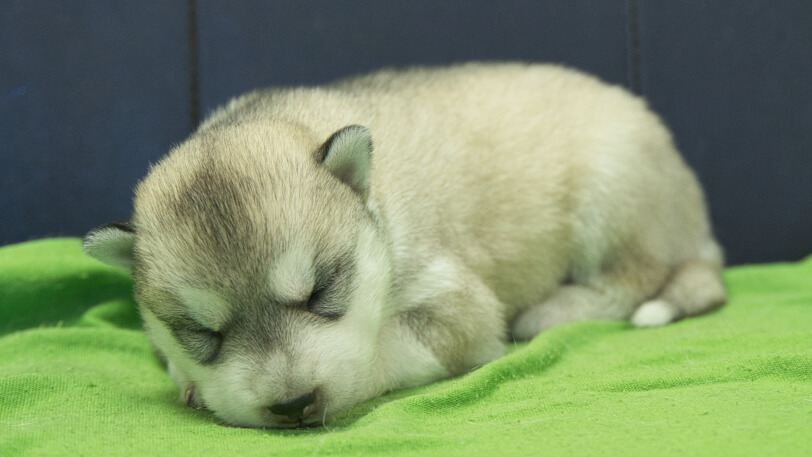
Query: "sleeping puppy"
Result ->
[[83, 62, 726, 428]]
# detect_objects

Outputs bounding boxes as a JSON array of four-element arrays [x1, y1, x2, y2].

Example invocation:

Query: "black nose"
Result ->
[[269, 392, 315, 419]]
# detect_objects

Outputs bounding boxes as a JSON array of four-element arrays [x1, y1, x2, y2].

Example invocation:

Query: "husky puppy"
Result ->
[[83, 63, 726, 428]]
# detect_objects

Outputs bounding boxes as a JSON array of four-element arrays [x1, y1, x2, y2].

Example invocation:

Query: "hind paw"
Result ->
[[630, 300, 678, 327]]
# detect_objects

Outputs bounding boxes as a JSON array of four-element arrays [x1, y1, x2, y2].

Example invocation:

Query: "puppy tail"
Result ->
[[631, 256, 727, 328]]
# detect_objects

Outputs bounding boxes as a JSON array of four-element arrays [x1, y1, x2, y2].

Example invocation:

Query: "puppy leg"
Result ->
[[511, 253, 669, 340], [631, 258, 726, 327], [511, 284, 633, 340], [397, 256, 508, 375]]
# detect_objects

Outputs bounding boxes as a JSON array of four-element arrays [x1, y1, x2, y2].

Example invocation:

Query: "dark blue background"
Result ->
[[2, 1, 810, 265]]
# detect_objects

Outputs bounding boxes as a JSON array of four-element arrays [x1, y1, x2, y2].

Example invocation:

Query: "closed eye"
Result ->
[[306, 285, 327, 312], [174, 325, 223, 365], [282, 252, 353, 319], [305, 269, 345, 320], [305, 286, 344, 320]]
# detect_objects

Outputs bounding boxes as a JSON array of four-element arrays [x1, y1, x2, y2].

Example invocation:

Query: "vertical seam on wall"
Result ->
[[625, 0, 642, 94], [187, 0, 201, 129]]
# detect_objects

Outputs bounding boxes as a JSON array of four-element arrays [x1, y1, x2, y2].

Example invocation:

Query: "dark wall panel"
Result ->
[[0, 2, 191, 244], [196, 0, 630, 113], [3, 1, 809, 264], [637, 1, 812, 264]]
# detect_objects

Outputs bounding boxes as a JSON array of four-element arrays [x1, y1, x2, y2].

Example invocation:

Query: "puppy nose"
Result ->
[[269, 392, 315, 419]]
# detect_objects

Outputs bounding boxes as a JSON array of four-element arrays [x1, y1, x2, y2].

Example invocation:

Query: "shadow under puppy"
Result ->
[[83, 62, 726, 428]]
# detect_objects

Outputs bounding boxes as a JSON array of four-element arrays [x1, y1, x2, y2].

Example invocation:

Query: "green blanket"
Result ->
[[1, 239, 810, 456]]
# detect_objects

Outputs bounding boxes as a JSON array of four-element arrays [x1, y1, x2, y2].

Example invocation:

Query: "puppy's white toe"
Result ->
[[631, 299, 677, 327]]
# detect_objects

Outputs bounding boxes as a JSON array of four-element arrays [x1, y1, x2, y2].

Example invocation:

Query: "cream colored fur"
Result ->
[[83, 62, 726, 428]]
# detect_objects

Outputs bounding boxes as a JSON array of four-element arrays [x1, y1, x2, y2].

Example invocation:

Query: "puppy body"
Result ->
[[83, 63, 725, 428]]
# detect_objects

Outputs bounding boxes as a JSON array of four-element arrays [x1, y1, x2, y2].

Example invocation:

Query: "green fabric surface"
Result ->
[[1, 238, 810, 456]]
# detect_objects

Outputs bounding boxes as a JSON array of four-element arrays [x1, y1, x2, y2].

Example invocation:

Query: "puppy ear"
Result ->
[[317, 125, 372, 199], [82, 221, 135, 271]]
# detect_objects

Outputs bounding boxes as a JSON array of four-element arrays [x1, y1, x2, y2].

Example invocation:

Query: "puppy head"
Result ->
[[83, 123, 392, 428]]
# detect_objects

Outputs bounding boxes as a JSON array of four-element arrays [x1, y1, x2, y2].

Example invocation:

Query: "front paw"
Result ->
[[510, 306, 551, 341]]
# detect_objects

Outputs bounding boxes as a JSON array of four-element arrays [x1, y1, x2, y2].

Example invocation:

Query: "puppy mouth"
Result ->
[[263, 419, 322, 429], [184, 382, 328, 428], [264, 388, 326, 428]]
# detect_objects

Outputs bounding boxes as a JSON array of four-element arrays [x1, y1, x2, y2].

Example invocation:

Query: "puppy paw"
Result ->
[[630, 299, 677, 327], [510, 306, 552, 341]]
